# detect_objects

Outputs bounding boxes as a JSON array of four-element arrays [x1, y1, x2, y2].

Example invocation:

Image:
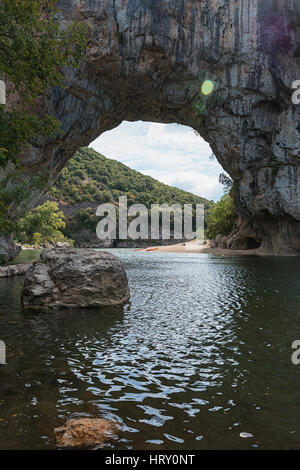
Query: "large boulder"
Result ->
[[21, 247, 130, 310]]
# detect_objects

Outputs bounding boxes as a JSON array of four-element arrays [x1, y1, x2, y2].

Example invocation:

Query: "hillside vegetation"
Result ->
[[50, 147, 212, 209], [15, 147, 216, 247]]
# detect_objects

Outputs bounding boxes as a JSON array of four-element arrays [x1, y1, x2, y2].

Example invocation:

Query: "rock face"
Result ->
[[21, 247, 130, 310], [211, 216, 261, 251], [0, 262, 32, 278], [1, 0, 300, 256], [54, 418, 119, 449], [76, 229, 114, 248], [0, 236, 21, 264]]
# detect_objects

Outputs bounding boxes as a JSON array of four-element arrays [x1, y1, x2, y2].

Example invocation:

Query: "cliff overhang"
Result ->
[[1, 0, 300, 259]]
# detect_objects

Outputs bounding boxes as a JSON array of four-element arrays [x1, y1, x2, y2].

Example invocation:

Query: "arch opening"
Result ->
[[45, 121, 226, 250], [1, 0, 300, 260]]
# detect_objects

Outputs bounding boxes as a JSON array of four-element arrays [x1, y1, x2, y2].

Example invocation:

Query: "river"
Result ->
[[0, 249, 300, 449]]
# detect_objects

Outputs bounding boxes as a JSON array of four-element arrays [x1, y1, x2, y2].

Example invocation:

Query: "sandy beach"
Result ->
[[136, 240, 260, 256]]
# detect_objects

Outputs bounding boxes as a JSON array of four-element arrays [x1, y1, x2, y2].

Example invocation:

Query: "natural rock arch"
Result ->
[[1, 0, 300, 260]]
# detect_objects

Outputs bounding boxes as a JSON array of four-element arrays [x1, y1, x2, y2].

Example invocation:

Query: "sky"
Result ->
[[90, 121, 224, 202]]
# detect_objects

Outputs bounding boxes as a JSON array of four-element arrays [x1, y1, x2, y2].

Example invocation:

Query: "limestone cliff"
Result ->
[[1, 0, 300, 259]]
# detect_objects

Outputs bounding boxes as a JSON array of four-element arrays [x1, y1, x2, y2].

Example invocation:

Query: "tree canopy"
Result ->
[[205, 193, 236, 240], [16, 201, 67, 246], [0, 0, 88, 167]]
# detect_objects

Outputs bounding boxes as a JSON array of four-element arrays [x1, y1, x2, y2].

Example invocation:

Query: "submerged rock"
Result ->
[[21, 247, 130, 310], [54, 418, 119, 449]]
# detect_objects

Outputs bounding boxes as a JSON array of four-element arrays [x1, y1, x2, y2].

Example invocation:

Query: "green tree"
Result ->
[[62, 207, 99, 240], [17, 201, 66, 245], [0, 0, 88, 167], [205, 193, 236, 239], [219, 172, 233, 192]]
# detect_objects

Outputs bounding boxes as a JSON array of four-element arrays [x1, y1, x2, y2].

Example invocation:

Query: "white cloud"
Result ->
[[90, 121, 224, 201], [144, 169, 221, 199]]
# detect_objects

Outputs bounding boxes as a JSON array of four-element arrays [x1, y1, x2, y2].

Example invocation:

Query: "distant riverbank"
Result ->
[[6, 242, 299, 266], [136, 241, 260, 256], [139, 241, 300, 256], [4, 249, 41, 266], [13, 243, 260, 258]]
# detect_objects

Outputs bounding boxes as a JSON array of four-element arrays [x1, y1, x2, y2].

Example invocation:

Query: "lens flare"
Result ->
[[201, 80, 214, 96]]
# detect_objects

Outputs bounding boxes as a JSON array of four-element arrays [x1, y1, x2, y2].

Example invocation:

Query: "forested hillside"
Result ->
[[50, 147, 212, 208], [47, 147, 214, 246]]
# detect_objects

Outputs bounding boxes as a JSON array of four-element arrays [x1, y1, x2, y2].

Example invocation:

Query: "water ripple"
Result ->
[[1, 252, 300, 449]]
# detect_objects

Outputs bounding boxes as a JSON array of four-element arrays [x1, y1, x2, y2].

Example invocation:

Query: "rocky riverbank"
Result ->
[[0, 262, 33, 278]]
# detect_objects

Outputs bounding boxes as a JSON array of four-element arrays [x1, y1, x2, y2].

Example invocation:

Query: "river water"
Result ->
[[0, 249, 300, 449]]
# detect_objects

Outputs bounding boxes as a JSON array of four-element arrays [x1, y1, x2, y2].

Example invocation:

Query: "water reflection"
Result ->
[[1, 251, 300, 449]]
